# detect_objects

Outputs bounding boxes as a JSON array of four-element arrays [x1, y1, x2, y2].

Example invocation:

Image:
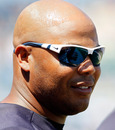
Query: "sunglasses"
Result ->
[[15, 42, 105, 67]]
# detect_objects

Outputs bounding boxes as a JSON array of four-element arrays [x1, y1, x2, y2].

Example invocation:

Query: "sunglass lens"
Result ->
[[59, 47, 88, 66], [91, 48, 104, 66], [69, 47, 88, 65]]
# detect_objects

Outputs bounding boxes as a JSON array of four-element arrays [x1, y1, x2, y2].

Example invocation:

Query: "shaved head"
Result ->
[[1, 0, 102, 125], [13, 0, 97, 48]]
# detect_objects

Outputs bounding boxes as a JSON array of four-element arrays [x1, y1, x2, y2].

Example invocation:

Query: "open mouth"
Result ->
[[72, 86, 91, 90], [70, 79, 94, 94], [71, 85, 93, 95]]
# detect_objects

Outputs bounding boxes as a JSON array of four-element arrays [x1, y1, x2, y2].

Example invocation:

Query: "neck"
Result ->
[[1, 84, 66, 124]]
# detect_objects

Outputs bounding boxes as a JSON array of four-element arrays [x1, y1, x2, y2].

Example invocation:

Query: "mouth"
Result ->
[[71, 81, 94, 95], [72, 86, 90, 89]]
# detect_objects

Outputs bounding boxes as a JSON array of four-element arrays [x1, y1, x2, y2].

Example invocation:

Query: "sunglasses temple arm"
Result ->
[[13, 42, 42, 53], [23, 42, 60, 53]]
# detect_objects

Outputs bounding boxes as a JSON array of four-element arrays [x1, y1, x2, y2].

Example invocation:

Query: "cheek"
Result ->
[[37, 63, 73, 89], [30, 50, 74, 92], [94, 66, 101, 83], [34, 49, 74, 79]]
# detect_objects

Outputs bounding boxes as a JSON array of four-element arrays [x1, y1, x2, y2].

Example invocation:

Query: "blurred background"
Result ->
[[0, 0, 115, 130]]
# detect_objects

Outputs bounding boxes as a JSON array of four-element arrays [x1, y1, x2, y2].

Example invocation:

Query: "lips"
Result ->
[[71, 80, 94, 94]]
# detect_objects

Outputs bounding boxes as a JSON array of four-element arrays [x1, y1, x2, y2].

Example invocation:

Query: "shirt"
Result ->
[[0, 103, 64, 130], [97, 109, 115, 130]]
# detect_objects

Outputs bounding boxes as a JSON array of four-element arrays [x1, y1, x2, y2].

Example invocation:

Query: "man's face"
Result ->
[[29, 20, 101, 116]]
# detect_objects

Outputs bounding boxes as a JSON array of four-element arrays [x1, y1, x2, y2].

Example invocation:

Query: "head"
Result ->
[[12, 0, 103, 120]]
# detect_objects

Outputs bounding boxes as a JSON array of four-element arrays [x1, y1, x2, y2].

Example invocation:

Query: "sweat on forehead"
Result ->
[[13, 0, 95, 48]]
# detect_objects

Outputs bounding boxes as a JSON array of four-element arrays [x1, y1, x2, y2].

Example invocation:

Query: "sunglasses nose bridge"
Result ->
[[88, 49, 94, 55]]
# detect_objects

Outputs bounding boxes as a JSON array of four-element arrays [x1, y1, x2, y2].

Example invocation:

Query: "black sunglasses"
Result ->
[[14, 42, 105, 67]]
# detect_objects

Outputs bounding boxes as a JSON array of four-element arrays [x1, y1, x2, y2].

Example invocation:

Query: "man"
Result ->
[[0, 0, 105, 129]]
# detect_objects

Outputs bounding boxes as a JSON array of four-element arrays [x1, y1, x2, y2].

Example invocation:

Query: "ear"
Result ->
[[15, 45, 30, 72]]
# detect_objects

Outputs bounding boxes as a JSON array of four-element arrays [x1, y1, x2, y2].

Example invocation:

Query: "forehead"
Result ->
[[13, 1, 98, 48], [48, 20, 98, 48]]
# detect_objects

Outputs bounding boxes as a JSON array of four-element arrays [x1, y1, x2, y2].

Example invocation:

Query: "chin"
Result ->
[[64, 99, 90, 116], [68, 104, 89, 116]]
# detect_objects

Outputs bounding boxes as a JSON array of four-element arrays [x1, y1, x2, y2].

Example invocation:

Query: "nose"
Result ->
[[77, 57, 96, 75]]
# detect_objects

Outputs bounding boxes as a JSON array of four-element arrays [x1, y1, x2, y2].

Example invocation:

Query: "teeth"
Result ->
[[79, 86, 89, 89]]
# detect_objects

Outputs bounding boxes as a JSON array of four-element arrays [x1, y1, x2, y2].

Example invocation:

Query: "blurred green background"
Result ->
[[0, 0, 115, 130]]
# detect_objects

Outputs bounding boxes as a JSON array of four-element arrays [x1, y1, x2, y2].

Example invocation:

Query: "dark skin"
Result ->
[[1, 0, 101, 124]]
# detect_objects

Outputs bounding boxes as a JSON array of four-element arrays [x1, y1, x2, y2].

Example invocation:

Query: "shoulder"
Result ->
[[0, 103, 60, 130], [1, 127, 31, 130], [97, 109, 115, 130], [0, 103, 34, 129]]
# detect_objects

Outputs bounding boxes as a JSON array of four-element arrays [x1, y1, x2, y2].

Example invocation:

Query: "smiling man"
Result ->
[[0, 0, 105, 129]]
